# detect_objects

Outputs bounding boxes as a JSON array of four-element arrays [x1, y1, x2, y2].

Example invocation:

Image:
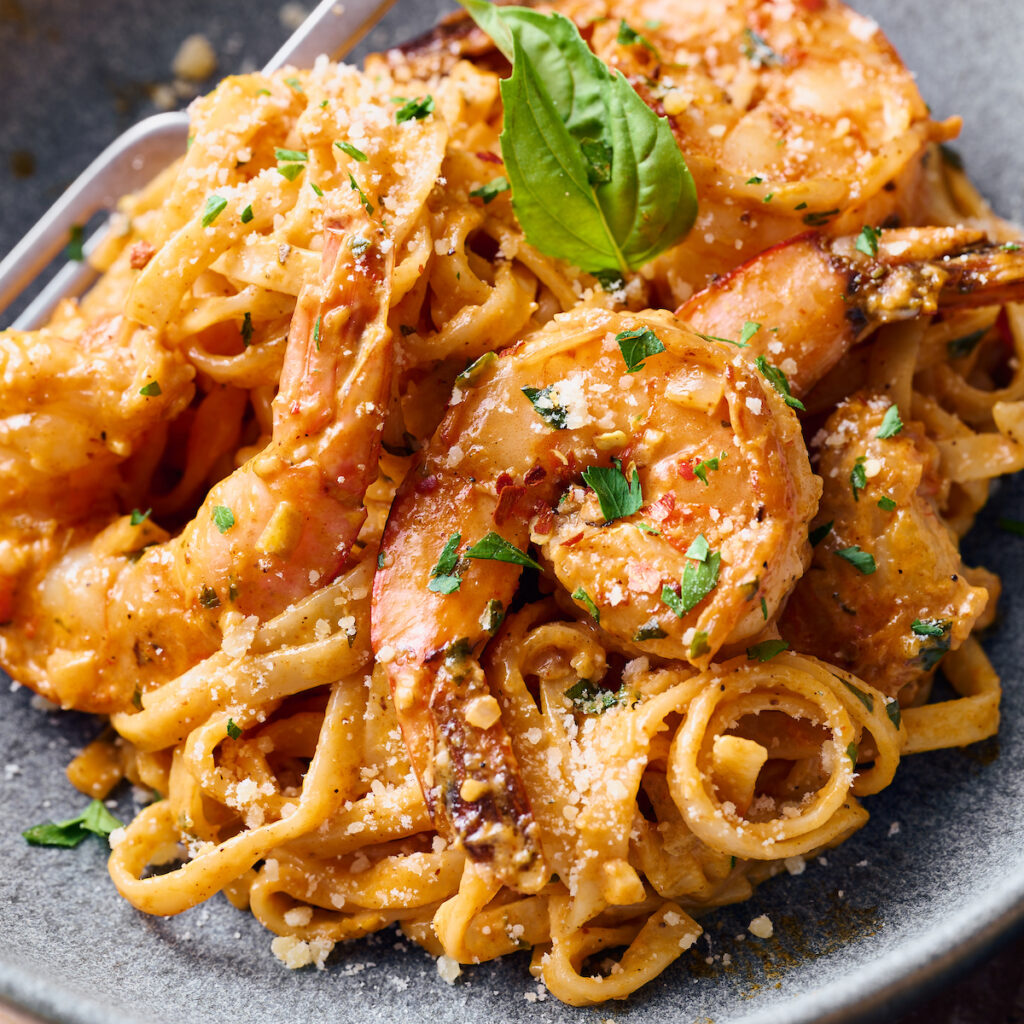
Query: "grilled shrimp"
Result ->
[[372, 305, 819, 885], [385, 0, 948, 299], [0, 193, 394, 713], [681, 226, 1024, 397], [780, 394, 988, 701]]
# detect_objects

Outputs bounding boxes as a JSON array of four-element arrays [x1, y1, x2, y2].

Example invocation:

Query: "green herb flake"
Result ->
[[846, 742, 858, 769], [212, 505, 235, 534], [130, 508, 151, 526], [241, 311, 254, 347], [695, 331, 748, 348], [465, 532, 542, 571], [201, 194, 228, 227], [455, 351, 498, 388], [876, 404, 903, 438], [311, 182, 324, 197], [23, 799, 123, 848], [690, 630, 710, 658], [851, 456, 868, 501], [581, 462, 643, 522], [760, 596, 768, 620], [633, 618, 667, 642], [747, 638, 789, 662], [809, 520, 833, 546], [842, 679, 874, 713], [877, 495, 897, 511], [429, 532, 463, 594], [572, 586, 600, 623], [377, 551, 387, 570], [911, 618, 949, 638], [836, 546, 876, 574], [685, 533, 710, 562], [480, 599, 505, 634], [522, 385, 568, 429], [885, 697, 902, 730], [66, 224, 86, 261], [616, 328, 666, 373], [277, 162, 305, 181], [743, 27, 783, 67], [998, 517, 1024, 536], [745, 176, 763, 185], [693, 451, 726, 486], [313, 314, 322, 351], [132, 688, 143, 711], [636, 522, 660, 536], [395, 95, 435, 122], [564, 678, 630, 715], [755, 355, 805, 411], [139, 380, 162, 397], [855, 225, 881, 258], [240, 204, 254, 224], [803, 208, 840, 227], [740, 321, 762, 345], [226, 718, 242, 740], [284, 76, 304, 92], [199, 585, 221, 609], [947, 328, 987, 360], [335, 140, 368, 161], [470, 176, 511, 203], [348, 173, 374, 215]]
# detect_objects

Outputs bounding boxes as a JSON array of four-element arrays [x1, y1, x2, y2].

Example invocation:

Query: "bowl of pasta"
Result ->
[[1, 0, 1023, 1022]]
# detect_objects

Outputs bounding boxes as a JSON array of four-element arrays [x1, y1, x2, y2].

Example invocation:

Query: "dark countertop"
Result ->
[[1, 2, 1022, 1023]]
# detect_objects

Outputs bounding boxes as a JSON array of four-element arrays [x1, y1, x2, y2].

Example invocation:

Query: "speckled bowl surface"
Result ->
[[0, 2, 1023, 1022]]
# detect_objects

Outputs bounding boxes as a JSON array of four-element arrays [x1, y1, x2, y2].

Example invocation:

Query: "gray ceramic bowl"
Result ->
[[1, 1, 1023, 1022]]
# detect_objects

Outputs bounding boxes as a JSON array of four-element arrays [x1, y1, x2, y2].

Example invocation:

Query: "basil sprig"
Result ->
[[460, 0, 697, 276]]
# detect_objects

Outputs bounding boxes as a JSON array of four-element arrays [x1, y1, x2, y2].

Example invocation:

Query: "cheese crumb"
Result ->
[[436, 954, 462, 984], [748, 915, 774, 939]]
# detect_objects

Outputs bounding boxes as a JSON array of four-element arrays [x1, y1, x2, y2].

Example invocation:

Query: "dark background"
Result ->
[[1, 1, 1023, 1022]]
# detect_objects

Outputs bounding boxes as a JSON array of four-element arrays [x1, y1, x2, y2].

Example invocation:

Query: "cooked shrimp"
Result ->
[[0, 193, 394, 713], [372, 305, 819, 884], [386, 0, 948, 299], [681, 226, 1024, 397], [780, 393, 988, 701]]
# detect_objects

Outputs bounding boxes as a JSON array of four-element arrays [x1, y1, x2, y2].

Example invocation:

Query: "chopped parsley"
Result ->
[[313, 314, 322, 351], [395, 95, 435, 122], [284, 76, 303, 92], [747, 639, 789, 662], [693, 451, 727, 486], [23, 799, 122, 848], [572, 586, 600, 623], [846, 742, 858, 769], [746, 176, 763, 185], [201, 194, 228, 227], [842, 679, 874, 712], [311, 183, 324, 197], [616, 327, 666, 373], [129, 508, 151, 526], [348, 173, 374, 215], [740, 321, 762, 345], [428, 532, 462, 594], [582, 461, 643, 522], [743, 27, 783, 67], [139, 380, 162, 397], [690, 630, 710, 658], [851, 456, 868, 501], [947, 328, 987, 360], [275, 148, 308, 181], [915, 618, 951, 671], [240, 204, 254, 224], [565, 679, 629, 715], [480, 599, 505, 634], [226, 718, 242, 740], [335, 140, 368, 161], [522, 385, 568, 429], [350, 236, 371, 256], [455, 351, 497, 388], [695, 330, 748, 349], [66, 224, 85, 261], [636, 522, 660, 536], [755, 355, 805, 411], [876, 404, 903, 438], [241, 311, 254, 346], [470, 176, 511, 203], [199, 585, 221, 609], [885, 697, 902, 730], [760, 596, 768, 620], [911, 618, 949, 638], [663, 535, 721, 617], [836, 546, 876, 574], [212, 505, 235, 534], [803, 208, 840, 227], [465, 532, 542, 570], [855, 225, 881, 258], [809, 520, 833, 546], [633, 619, 667, 642], [877, 495, 897, 511]]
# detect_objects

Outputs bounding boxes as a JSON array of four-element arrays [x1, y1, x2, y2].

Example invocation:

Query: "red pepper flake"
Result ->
[[677, 459, 696, 481], [524, 465, 547, 487], [648, 493, 676, 522], [415, 474, 440, 495], [560, 531, 585, 547], [129, 240, 156, 269], [533, 506, 554, 536], [494, 483, 526, 524], [477, 151, 503, 164]]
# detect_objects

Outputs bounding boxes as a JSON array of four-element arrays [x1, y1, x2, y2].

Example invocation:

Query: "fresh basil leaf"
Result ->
[[465, 532, 542, 570], [582, 463, 643, 521], [841, 679, 874, 713], [885, 698, 902, 730], [876, 404, 903, 438], [461, 1, 697, 274], [616, 328, 665, 373], [522, 385, 568, 428], [23, 799, 122, 848]]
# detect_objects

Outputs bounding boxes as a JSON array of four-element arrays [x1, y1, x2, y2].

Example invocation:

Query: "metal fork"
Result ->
[[0, 0, 394, 331]]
